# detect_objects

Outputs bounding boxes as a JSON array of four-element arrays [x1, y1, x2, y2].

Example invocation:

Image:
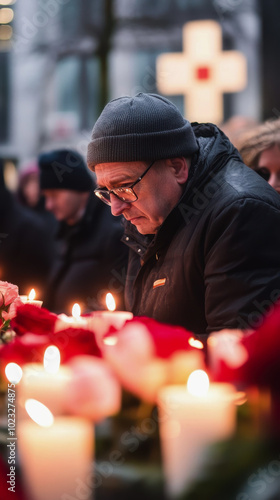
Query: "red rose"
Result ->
[[105, 316, 198, 359], [11, 304, 58, 336], [210, 302, 280, 391], [48, 327, 102, 362], [0, 334, 50, 368], [0, 328, 101, 372]]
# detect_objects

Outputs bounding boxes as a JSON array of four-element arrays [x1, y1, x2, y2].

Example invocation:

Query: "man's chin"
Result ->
[[132, 220, 157, 235]]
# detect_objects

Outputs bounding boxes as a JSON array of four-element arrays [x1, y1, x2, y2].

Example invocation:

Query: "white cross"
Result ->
[[156, 20, 247, 124]]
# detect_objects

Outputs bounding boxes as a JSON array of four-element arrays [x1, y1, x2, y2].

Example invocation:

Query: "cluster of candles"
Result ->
[[6, 348, 93, 500], [4, 291, 242, 499]]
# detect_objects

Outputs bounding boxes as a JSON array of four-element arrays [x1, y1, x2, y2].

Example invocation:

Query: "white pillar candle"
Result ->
[[17, 346, 71, 417], [55, 303, 89, 332], [18, 401, 94, 500], [92, 310, 133, 329], [87, 293, 133, 347], [92, 292, 133, 327], [19, 289, 43, 307], [157, 370, 236, 498]]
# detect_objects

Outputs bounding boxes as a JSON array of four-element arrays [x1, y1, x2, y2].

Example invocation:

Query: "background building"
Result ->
[[0, 0, 278, 170]]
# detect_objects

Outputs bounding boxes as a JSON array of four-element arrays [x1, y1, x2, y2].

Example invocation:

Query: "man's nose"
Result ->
[[110, 195, 129, 216]]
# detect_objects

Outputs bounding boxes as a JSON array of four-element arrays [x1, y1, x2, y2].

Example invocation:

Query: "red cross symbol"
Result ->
[[156, 20, 247, 123]]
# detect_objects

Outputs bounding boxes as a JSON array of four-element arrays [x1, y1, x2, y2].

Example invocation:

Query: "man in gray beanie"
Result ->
[[39, 148, 128, 314], [87, 93, 280, 337]]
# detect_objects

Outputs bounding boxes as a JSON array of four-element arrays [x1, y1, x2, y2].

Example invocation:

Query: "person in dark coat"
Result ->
[[87, 93, 280, 337], [0, 159, 54, 297], [39, 149, 128, 315], [17, 160, 58, 236]]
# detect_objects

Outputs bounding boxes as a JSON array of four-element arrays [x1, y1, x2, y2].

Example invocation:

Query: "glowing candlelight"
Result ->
[[5, 362, 23, 384], [43, 346, 61, 375], [25, 399, 54, 427], [158, 371, 237, 497], [187, 369, 210, 397], [18, 347, 71, 416], [92, 293, 133, 335], [72, 302, 81, 319], [18, 402, 94, 500], [103, 335, 118, 346], [28, 288, 36, 301], [106, 292, 116, 312], [188, 337, 204, 350], [55, 303, 89, 331], [20, 288, 43, 307]]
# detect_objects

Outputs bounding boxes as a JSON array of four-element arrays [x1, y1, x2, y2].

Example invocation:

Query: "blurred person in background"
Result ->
[[17, 159, 57, 235], [239, 118, 280, 194], [0, 158, 54, 296], [219, 115, 259, 150], [39, 149, 128, 314], [17, 160, 41, 209]]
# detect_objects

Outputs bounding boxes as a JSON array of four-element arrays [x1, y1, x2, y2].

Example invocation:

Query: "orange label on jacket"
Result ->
[[153, 278, 166, 289]]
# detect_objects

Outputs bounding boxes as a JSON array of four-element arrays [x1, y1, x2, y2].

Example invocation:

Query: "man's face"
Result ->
[[95, 160, 188, 234], [42, 189, 88, 225], [257, 144, 280, 194]]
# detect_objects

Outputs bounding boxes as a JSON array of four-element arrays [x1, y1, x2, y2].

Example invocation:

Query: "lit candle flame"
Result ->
[[188, 337, 204, 350], [187, 370, 210, 397], [25, 399, 54, 427], [5, 363, 23, 384], [43, 346, 60, 374], [106, 293, 116, 312], [72, 303, 81, 319], [28, 288, 36, 301], [103, 335, 118, 346]]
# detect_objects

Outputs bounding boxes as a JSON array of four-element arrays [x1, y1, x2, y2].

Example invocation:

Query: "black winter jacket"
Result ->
[[44, 193, 128, 314], [123, 124, 280, 336], [0, 165, 54, 297]]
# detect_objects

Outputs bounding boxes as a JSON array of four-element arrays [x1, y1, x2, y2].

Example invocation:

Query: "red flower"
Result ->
[[49, 327, 102, 363], [210, 302, 280, 391], [0, 334, 50, 368], [11, 304, 58, 336], [0, 328, 102, 372], [105, 316, 198, 359]]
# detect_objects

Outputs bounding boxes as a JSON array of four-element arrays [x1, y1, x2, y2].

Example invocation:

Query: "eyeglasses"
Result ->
[[94, 161, 155, 206]]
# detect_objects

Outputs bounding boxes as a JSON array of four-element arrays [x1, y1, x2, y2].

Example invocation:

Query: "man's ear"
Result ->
[[167, 157, 190, 184]]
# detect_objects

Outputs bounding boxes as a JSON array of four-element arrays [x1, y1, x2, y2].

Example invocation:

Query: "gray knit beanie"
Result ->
[[87, 93, 198, 170]]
